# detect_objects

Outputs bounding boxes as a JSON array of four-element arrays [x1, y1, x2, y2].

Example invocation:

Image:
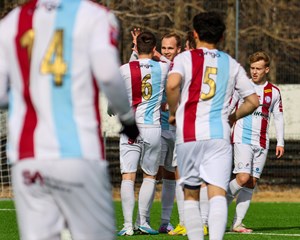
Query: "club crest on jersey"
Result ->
[[264, 96, 271, 104]]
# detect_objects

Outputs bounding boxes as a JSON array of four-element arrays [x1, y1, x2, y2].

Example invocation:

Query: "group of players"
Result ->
[[0, 1, 284, 240], [115, 10, 284, 240]]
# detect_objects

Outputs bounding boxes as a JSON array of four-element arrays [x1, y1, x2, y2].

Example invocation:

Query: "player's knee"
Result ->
[[236, 173, 251, 186]]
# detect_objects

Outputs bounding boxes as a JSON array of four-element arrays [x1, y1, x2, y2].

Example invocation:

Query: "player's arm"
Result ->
[[228, 93, 259, 126], [228, 90, 240, 115], [90, 11, 138, 140], [272, 92, 284, 158], [0, 23, 9, 109], [166, 72, 182, 126]]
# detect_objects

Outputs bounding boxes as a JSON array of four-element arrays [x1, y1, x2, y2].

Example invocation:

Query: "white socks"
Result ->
[[200, 186, 209, 225], [208, 196, 227, 240], [226, 178, 243, 205], [184, 200, 204, 240], [161, 179, 176, 224], [233, 187, 254, 227], [175, 180, 185, 225], [120, 180, 135, 228], [138, 178, 156, 225]]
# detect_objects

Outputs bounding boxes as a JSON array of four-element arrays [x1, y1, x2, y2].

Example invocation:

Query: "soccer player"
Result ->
[[227, 51, 284, 233], [117, 31, 169, 236], [157, 32, 182, 234], [0, 1, 139, 239], [166, 11, 259, 240]]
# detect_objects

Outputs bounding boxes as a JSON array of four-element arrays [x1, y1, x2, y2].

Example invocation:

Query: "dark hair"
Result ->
[[193, 11, 225, 44], [185, 31, 196, 49], [161, 32, 182, 48], [137, 31, 157, 54], [249, 51, 270, 67]]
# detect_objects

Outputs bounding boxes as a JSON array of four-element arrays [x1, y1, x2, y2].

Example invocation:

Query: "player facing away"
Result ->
[[166, 11, 259, 240], [117, 31, 170, 236], [226, 51, 284, 233], [0, 1, 139, 240]]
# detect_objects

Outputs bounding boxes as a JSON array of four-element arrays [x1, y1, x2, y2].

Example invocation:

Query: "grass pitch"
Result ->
[[1, 200, 300, 239]]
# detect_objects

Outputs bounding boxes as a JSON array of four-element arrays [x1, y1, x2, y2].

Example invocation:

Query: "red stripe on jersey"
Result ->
[[260, 83, 272, 148], [15, 0, 38, 160], [93, 77, 105, 160], [272, 84, 283, 112], [183, 49, 204, 142], [129, 61, 142, 110]]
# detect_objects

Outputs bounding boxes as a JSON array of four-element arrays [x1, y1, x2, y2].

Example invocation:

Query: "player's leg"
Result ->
[[118, 134, 141, 235], [226, 143, 253, 205], [200, 183, 209, 235], [56, 159, 116, 240], [176, 141, 204, 240], [159, 131, 176, 233], [137, 127, 161, 234], [12, 160, 64, 240], [233, 147, 268, 232], [203, 139, 232, 240]]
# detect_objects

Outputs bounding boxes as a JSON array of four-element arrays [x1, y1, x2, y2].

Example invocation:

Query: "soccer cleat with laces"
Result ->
[[117, 226, 134, 236], [158, 223, 174, 233], [168, 224, 187, 236], [138, 222, 159, 235], [231, 223, 253, 233]]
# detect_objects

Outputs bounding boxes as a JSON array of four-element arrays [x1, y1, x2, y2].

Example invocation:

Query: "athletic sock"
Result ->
[[120, 180, 135, 228], [138, 178, 156, 226], [184, 200, 204, 240], [161, 179, 176, 225], [200, 186, 209, 225], [233, 187, 254, 227], [226, 178, 243, 206], [175, 180, 185, 225], [208, 196, 227, 240]]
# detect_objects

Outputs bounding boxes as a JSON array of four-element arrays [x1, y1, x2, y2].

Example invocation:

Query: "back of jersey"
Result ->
[[0, 0, 117, 163]]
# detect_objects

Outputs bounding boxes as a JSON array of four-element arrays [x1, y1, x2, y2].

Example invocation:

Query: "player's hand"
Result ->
[[120, 121, 140, 143], [276, 146, 284, 158], [161, 102, 169, 112], [131, 28, 141, 52], [168, 115, 176, 126], [228, 112, 237, 127]]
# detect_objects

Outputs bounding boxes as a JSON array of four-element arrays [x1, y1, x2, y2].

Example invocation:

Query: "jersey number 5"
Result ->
[[200, 67, 217, 101], [20, 29, 67, 86]]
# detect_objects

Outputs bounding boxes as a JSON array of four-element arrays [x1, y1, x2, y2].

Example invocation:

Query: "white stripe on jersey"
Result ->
[[169, 48, 255, 144]]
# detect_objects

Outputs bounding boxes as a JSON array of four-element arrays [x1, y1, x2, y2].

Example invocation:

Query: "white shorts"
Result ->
[[12, 159, 115, 240], [160, 129, 176, 172], [177, 139, 232, 191], [120, 127, 161, 176], [233, 143, 268, 178]]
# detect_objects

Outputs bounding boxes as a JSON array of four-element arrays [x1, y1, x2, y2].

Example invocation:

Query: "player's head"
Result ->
[[137, 31, 157, 55], [249, 51, 270, 84], [184, 31, 196, 51], [193, 11, 225, 45], [161, 32, 182, 61]]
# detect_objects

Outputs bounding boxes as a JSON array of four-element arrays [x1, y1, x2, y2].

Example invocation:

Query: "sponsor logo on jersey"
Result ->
[[264, 89, 272, 93], [253, 111, 269, 119]]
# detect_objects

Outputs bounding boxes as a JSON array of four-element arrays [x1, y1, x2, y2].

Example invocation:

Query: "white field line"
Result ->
[[0, 208, 15, 211], [226, 232, 300, 237]]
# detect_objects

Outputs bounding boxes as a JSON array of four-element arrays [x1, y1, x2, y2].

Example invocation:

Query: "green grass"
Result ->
[[1, 200, 300, 239]]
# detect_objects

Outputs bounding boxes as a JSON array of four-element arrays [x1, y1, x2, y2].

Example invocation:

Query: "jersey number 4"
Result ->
[[20, 29, 67, 86]]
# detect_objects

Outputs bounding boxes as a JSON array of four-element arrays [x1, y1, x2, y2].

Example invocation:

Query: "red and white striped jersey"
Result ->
[[169, 48, 256, 144], [0, 0, 133, 163], [230, 81, 284, 149], [120, 59, 169, 126]]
